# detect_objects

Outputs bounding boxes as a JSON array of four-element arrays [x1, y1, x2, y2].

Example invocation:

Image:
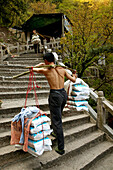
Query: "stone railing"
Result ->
[[42, 37, 61, 51], [0, 42, 34, 64], [88, 89, 113, 139], [0, 37, 61, 64]]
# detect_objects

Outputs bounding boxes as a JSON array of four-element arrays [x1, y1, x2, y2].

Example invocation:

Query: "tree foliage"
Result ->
[[60, 0, 113, 77], [0, 0, 31, 27], [30, 1, 57, 14]]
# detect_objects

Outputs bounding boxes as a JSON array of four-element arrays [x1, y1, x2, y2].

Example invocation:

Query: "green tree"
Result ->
[[30, 0, 57, 14], [60, 1, 113, 77], [0, 0, 30, 27]]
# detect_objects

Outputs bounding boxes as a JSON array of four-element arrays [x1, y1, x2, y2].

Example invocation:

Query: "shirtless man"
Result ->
[[33, 52, 77, 155]]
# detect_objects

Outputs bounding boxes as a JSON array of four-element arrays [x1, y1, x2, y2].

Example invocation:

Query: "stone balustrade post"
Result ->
[[26, 41, 29, 53], [97, 91, 105, 130], [17, 42, 20, 56], [0, 46, 3, 64], [43, 39, 47, 47]]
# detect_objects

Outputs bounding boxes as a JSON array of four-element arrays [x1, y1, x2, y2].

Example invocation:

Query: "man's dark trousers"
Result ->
[[48, 88, 67, 150]]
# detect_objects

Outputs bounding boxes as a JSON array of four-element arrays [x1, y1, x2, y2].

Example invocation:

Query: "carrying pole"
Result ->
[[13, 65, 76, 79]]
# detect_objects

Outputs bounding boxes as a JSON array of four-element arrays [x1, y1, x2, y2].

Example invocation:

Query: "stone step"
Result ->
[[0, 118, 11, 133], [18, 53, 42, 58], [41, 141, 113, 170], [0, 131, 11, 148], [0, 71, 45, 76], [0, 145, 30, 168], [2, 75, 47, 81], [8, 61, 42, 65], [7, 53, 42, 59], [12, 57, 43, 61], [0, 90, 49, 99], [11, 57, 42, 61], [0, 65, 24, 69], [0, 98, 49, 118], [88, 152, 113, 170], [0, 69, 44, 76], [0, 121, 96, 150], [0, 131, 106, 169], [0, 80, 48, 86], [0, 113, 90, 134], [0, 86, 50, 92], [0, 68, 28, 72]]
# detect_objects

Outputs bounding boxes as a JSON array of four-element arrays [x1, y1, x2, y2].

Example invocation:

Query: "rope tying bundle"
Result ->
[[24, 67, 40, 108]]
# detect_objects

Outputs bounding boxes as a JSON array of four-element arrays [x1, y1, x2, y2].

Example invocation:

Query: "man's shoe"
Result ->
[[55, 147, 65, 155], [51, 132, 57, 138]]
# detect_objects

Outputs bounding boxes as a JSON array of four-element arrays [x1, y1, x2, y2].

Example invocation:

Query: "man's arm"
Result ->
[[34, 63, 45, 68], [33, 67, 46, 74], [65, 70, 77, 83]]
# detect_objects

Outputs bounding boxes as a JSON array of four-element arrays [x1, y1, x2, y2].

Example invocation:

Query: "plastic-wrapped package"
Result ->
[[73, 78, 89, 87], [68, 95, 89, 101], [29, 129, 53, 140], [71, 90, 90, 96], [72, 84, 89, 92], [28, 145, 52, 157], [67, 100, 88, 106], [65, 79, 90, 112], [28, 137, 52, 156], [31, 115, 50, 127], [30, 122, 50, 134], [66, 104, 88, 111]]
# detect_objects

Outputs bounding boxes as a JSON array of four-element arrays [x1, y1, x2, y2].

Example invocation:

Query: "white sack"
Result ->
[[71, 90, 90, 96], [72, 84, 89, 92], [31, 115, 50, 127], [28, 137, 52, 153], [67, 100, 88, 106], [30, 122, 50, 134], [68, 95, 89, 101], [28, 145, 52, 157], [29, 129, 53, 140], [66, 104, 88, 111], [75, 78, 89, 87]]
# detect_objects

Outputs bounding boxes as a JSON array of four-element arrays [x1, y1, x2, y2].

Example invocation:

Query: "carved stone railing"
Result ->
[[0, 42, 34, 64], [88, 89, 113, 139], [0, 37, 61, 64], [42, 37, 61, 52]]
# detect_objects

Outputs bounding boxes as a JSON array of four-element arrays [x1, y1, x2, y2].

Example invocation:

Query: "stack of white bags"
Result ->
[[31, 34, 41, 44], [65, 78, 90, 111], [28, 114, 53, 157]]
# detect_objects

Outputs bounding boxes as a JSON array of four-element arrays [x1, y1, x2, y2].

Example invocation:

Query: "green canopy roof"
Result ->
[[22, 13, 64, 38]]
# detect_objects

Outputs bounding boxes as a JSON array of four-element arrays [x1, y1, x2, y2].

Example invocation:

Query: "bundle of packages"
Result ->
[[65, 78, 90, 111], [31, 34, 41, 44], [10, 106, 53, 156], [28, 114, 53, 157]]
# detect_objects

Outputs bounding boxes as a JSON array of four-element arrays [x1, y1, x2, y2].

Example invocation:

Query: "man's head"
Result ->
[[33, 30, 36, 34], [43, 52, 55, 63]]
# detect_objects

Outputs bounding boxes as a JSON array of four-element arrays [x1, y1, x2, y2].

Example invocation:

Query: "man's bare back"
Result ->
[[33, 63, 77, 90]]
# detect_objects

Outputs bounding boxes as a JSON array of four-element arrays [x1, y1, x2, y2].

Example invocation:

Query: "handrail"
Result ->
[[90, 88, 98, 102], [0, 37, 61, 64], [103, 100, 113, 116], [89, 89, 113, 139]]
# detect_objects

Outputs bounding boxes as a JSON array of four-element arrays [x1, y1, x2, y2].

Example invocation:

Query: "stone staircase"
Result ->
[[0, 52, 113, 170]]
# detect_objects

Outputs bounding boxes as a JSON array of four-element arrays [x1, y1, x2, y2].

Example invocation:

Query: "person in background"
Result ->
[[31, 30, 40, 54], [33, 52, 77, 155]]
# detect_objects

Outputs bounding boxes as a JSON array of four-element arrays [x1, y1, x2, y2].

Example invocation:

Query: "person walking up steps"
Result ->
[[33, 52, 77, 155], [31, 30, 40, 54]]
